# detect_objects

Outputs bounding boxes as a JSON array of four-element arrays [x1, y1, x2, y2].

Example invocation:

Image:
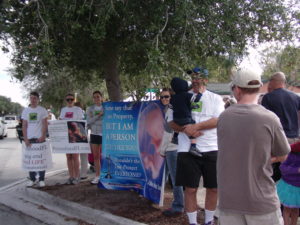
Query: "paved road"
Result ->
[[0, 203, 47, 225], [0, 129, 67, 188]]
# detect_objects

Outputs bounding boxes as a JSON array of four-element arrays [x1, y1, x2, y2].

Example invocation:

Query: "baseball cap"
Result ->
[[191, 67, 209, 79], [231, 69, 262, 88]]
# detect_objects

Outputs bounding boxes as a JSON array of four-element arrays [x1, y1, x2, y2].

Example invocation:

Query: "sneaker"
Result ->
[[38, 181, 45, 187], [26, 180, 35, 187], [66, 177, 74, 185], [162, 208, 182, 217], [80, 176, 88, 180], [189, 145, 203, 157], [90, 177, 99, 184], [72, 178, 80, 185]]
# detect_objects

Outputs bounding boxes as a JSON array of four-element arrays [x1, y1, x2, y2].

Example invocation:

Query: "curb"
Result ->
[[0, 170, 146, 225], [24, 188, 146, 225]]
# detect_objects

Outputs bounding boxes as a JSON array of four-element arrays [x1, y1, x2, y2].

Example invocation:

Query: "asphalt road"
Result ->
[[0, 129, 67, 188]]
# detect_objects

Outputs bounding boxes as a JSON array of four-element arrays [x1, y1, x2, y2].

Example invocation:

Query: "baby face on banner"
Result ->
[[139, 103, 164, 180]]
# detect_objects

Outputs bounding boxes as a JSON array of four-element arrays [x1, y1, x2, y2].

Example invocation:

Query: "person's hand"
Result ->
[[98, 111, 104, 117], [24, 139, 31, 147], [183, 124, 203, 138], [37, 136, 46, 143]]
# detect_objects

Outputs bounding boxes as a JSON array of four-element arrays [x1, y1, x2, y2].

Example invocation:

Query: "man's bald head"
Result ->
[[268, 72, 286, 92], [270, 72, 286, 83]]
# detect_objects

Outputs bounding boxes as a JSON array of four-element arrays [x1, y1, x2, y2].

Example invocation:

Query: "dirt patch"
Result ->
[[39, 181, 205, 225]]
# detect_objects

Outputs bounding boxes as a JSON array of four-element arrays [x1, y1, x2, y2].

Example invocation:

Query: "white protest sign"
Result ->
[[48, 120, 91, 154], [22, 142, 53, 171]]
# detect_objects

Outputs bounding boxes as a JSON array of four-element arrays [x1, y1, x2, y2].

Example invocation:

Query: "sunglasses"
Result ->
[[231, 85, 236, 91], [66, 98, 74, 102], [160, 95, 170, 99]]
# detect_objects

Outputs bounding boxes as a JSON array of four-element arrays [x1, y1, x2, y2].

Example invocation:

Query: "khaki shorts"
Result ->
[[218, 208, 283, 225]]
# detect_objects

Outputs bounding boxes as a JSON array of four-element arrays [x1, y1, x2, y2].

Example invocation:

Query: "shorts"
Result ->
[[90, 134, 102, 145], [175, 151, 218, 188], [219, 208, 283, 225]]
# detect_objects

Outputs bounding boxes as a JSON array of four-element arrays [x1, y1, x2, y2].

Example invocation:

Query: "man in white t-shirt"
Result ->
[[22, 91, 48, 187], [170, 67, 224, 225]]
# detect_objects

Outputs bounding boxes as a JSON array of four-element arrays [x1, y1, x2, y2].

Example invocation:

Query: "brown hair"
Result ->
[[65, 93, 74, 98], [239, 81, 261, 94], [93, 90, 103, 96]]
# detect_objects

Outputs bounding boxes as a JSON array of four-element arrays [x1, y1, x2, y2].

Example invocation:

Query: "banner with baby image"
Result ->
[[22, 142, 53, 171], [48, 120, 91, 153], [99, 101, 166, 205]]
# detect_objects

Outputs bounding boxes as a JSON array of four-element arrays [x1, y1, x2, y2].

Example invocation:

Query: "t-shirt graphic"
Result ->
[[191, 101, 203, 112], [94, 110, 101, 116], [65, 112, 74, 118], [29, 113, 38, 121]]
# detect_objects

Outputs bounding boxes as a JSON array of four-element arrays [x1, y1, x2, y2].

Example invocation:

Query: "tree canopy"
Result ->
[[260, 45, 300, 86], [0, 0, 298, 101], [0, 95, 23, 116]]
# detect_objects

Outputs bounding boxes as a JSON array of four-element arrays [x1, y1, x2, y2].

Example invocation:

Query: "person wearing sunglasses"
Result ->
[[158, 88, 184, 217], [170, 67, 224, 225], [86, 91, 104, 185], [59, 93, 84, 185]]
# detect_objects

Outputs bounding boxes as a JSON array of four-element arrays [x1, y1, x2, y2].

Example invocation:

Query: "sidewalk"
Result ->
[[0, 170, 146, 225], [1, 170, 296, 225]]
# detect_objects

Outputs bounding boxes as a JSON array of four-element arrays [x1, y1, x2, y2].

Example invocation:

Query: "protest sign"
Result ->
[[22, 142, 53, 171], [48, 120, 91, 153], [99, 101, 165, 205]]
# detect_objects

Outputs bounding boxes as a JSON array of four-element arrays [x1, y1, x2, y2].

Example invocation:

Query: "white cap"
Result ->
[[231, 69, 262, 88]]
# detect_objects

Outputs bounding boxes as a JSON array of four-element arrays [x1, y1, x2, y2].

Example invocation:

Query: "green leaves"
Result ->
[[0, 0, 298, 102]]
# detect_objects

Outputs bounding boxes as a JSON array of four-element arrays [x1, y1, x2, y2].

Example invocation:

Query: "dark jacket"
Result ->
[[170, 77, 201, 125]]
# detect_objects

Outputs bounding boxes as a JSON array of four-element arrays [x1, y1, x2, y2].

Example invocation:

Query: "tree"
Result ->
[[260, 45, 300, 86], [0, 95, 23, 116], [0, 0, 298, 101]]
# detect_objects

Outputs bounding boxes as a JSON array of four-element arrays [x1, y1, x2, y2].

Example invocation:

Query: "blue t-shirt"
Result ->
[[262, 88, 300, 138]]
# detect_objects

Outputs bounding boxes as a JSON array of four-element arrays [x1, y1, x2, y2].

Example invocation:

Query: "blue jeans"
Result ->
[[29, 171, 45, 181], [28, 138, 45, 182], [165, 150, 184, 212]]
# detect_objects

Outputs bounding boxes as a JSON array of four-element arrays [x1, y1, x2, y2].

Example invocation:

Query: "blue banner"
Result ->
[[99, 101, 166, 205]]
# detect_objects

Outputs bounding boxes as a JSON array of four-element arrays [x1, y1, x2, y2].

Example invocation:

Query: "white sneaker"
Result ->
[[90, 177, 99, 184], [72, 178, 80, 185], [39, 181, 45, 187], [26, 180, 35, 187]]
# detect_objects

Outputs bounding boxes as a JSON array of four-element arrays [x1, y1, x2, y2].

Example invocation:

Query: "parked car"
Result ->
[[0, 118, 8, 139], [4, 115, 18, 129]]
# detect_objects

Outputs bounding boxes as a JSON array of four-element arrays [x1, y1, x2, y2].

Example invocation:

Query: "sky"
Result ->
[[0, 41, 263, 107], [0, 45, 28, 107]]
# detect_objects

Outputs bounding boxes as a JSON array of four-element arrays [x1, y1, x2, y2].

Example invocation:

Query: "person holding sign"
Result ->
[[87, 91, 104, 184], [59, 93, 84, 185], [22, 91, 48, 187]]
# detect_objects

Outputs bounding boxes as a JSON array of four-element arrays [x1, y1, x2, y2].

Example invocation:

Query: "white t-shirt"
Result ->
[[170, 90, 224, 153], [59, 106, 84, 120], [21, 106, 48, 139]]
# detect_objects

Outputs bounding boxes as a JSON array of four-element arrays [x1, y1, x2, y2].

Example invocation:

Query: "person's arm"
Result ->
[[38, 117, 48, 143], [22, 120, 30, 147], [168, 121, 185, 132], [184, 118, 218, 137], [271, 155, 288, 163]]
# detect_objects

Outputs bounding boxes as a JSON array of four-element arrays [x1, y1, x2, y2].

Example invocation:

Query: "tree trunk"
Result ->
[[103, 41, 122, 102]]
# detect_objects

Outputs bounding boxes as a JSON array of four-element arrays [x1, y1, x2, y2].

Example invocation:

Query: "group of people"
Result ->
[[21, 67, 300, 225], [158, 68, 300, 225], [22, 91, 104, 186]]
